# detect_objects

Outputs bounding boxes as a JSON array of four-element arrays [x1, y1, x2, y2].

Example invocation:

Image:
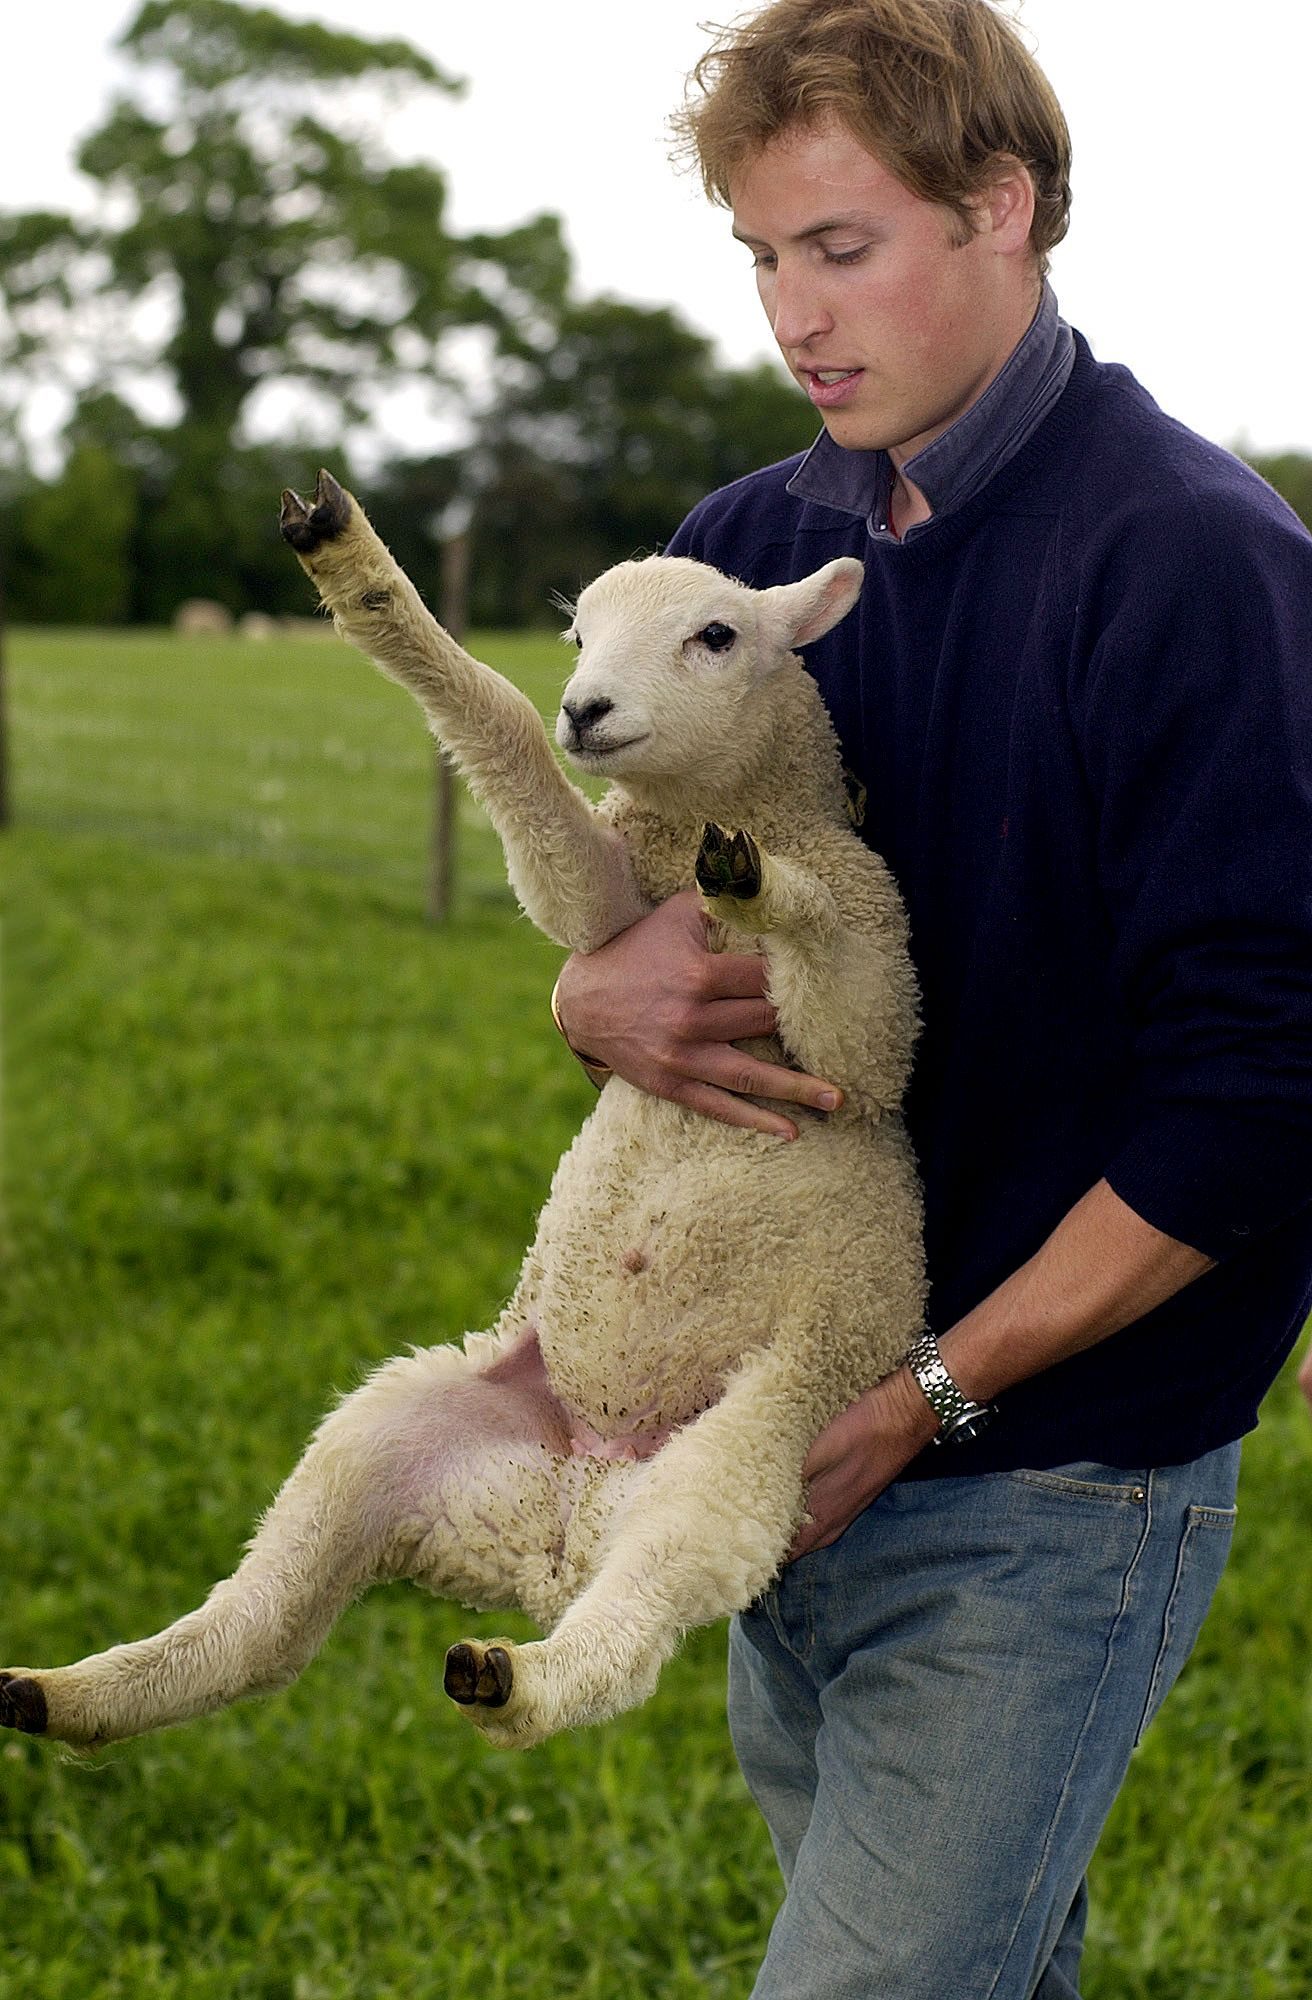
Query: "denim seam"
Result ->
[[982, 1471, 1156, 2000], [1006, 1469, 1148, 1504], [760, 1574, 816, 1665], [1133, 1501, 1236, 1748]]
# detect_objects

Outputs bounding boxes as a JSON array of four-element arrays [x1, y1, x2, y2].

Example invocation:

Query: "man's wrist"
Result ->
[[881, 1364, 945, 1455], [550, 972, 613, 1090], [904, 1331, 998, 1447]]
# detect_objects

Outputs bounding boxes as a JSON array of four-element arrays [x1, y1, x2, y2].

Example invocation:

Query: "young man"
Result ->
[[553, 3, 1312, 1992]]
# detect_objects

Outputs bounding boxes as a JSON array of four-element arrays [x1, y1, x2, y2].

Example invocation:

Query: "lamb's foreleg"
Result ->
[[278, 472, 650, 952], [696, 822, 918, 1115], [443, 1340, 822, 1749], [0, 1331, 575, 1748]]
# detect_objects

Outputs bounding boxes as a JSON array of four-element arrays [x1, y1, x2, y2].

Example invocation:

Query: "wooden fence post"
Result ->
[[0, 549, 9, 830], [426, 527, 469, 924]]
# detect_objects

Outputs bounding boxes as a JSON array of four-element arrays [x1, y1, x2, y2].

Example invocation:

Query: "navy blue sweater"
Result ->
[[667, 334, 1312, 1474]]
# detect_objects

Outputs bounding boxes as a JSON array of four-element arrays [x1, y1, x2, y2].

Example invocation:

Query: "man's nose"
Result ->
[[768, 263, 833, 351]]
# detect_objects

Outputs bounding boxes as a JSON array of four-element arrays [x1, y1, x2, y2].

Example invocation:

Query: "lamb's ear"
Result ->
[[761, 558, 865, 651]]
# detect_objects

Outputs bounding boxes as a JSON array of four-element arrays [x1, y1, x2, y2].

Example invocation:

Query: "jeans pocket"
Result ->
[[743, 1564, 817, 1664], [1134, 1501, 1237, 1747], [1006, 1462, 1149, 1505]]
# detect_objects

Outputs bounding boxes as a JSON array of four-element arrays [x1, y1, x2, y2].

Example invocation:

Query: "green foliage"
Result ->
[[6, 446, 137, 624], [122, 0, 457, 93], [418, 296, 819, 625], [0, 0, 567, 456], [1, 434, 375, 626], [0, 212, 95, 340], [129, 434, 355, 624], [0, 1, 818, 631], [1247, 451, 1312, 532], [0, 627, 1310, 1994]]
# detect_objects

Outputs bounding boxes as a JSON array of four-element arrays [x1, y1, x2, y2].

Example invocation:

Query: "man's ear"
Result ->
[[761, 558, 865, 650], [975, 155, 1036, 254]]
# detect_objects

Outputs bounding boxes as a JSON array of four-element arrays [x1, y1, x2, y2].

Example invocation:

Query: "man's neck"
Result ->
[[786, 282, 1076, 546], [888, 285, 1043, 535], [888, 469, 932, 538]]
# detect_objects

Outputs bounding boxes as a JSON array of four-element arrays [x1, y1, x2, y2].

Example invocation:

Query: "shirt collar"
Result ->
[[785, 282, 1076, 542]]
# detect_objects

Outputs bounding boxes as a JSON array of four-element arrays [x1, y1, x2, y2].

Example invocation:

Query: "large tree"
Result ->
[[0, 0, 568, 466], [434, 296, 820, 626]]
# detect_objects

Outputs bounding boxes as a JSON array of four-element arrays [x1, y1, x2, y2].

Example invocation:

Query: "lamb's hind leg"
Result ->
[[445, 1341, 821, 1749], [0, 1330, 574, 1748]]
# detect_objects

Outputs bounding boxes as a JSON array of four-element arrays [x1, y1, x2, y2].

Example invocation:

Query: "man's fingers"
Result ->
[[698, 947, 773, 1001], [695, 1045, 843, 1112], [699, 996, 779, 1042], [669, 1078, 800, 1141]]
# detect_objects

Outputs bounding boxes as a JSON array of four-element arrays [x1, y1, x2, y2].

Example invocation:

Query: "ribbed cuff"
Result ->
[[1104, 1103, 1312, 1260]]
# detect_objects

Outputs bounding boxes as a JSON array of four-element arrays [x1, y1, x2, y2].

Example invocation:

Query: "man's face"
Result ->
[[729, 117, 1036, 461]]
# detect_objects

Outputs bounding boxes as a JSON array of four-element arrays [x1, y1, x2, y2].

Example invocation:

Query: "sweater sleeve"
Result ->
[[1075, 482, 1312, 1259]]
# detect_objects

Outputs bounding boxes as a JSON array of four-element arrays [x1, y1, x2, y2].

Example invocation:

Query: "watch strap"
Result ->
[[906, 1331, 996, 1446]]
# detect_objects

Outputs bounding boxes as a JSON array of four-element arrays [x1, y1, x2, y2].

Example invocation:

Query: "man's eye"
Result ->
[[697, 623, 737, 652]]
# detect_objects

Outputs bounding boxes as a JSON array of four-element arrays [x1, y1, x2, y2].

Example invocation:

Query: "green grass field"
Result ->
[[1, 626, 1310, 1998]]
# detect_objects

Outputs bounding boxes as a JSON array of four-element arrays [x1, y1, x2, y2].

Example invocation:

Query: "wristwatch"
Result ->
[[906, 1331, 997, 1446]]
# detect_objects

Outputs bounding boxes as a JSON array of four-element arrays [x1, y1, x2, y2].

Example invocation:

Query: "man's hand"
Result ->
[[790, 1368, 939, 1558], [553, 890, 843, 1140], [789, 1180, 1221, 1560]]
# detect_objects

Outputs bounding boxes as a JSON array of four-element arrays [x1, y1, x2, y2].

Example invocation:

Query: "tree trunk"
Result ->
[[0, 550, 10, 829]]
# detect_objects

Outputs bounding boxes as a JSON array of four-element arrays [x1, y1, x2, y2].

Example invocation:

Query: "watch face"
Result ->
[[946, 1412, 993, 1446]]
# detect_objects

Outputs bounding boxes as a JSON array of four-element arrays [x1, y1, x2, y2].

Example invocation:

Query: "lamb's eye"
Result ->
[[697, 623, 737, 653]]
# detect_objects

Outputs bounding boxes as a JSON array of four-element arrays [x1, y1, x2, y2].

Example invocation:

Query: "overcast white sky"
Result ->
[[3, 0, 1310, 456]]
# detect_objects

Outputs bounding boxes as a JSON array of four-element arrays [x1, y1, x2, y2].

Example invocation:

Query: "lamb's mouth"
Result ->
[[569, 732, 650, 762]]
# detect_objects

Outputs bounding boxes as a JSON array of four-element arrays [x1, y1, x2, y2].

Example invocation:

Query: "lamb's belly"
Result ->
[[539, 1249, 741, 1444], [531, 1085, 873, 1446]]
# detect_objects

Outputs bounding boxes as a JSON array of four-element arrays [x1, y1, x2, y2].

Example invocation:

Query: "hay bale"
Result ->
[[238, 611, 280, 641], [174, 599, 234, 636]]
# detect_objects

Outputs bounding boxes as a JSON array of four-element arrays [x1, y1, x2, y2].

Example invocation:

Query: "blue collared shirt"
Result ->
[[785, 282, 1076, 540]]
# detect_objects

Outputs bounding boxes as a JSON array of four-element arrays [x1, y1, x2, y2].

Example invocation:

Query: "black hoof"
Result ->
[[278, 468, 352, 553], [0, 1673, 48, 1735], [696, 822, 762, 900], [444, 1642, 514, 1709]]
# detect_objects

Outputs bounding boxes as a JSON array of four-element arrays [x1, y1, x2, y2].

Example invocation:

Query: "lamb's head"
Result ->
[[555, 554, 864, 794]]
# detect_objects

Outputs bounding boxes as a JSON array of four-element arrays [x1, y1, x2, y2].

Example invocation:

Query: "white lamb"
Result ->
[[0, 471, 924, 1754]]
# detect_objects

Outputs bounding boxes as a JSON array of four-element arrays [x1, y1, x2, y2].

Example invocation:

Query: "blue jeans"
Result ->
[[729, 1444, 1241, 1999]]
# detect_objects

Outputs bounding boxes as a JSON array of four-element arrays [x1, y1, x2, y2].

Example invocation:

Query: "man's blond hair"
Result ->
[[673, 0, 1072, 270]]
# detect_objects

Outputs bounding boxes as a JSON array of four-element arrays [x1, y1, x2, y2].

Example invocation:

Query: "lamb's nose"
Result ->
[[562, 696, 614, 736]]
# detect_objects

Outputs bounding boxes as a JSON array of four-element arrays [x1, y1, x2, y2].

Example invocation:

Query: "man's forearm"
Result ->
[[937, 1177, 1216, 1407], [791, 1178, 1218, 1556]]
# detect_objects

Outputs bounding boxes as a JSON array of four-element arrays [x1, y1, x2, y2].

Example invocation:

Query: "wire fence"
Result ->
[[3, 625, 575, 915]]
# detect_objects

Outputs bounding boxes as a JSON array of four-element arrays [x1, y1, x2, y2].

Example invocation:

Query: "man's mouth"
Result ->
[[803, 367, 864, 408]]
